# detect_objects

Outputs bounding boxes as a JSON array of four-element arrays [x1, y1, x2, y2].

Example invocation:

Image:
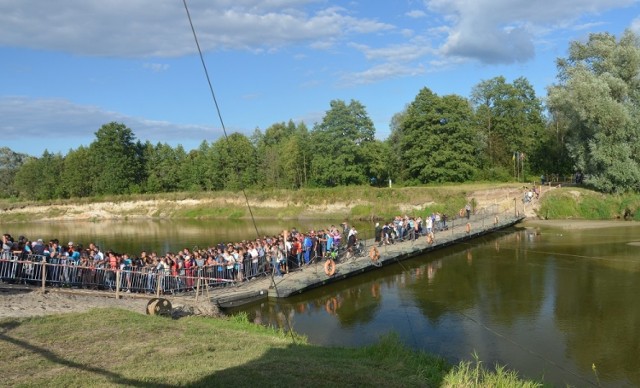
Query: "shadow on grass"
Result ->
[[1, 317, 446, 387], [0, 321, 174, 388]]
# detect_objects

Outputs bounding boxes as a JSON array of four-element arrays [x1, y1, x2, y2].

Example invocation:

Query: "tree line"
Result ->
[[2, 30, 639, 199]]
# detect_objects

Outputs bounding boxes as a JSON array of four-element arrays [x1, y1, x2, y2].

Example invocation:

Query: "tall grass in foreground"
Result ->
[[0, 308, 541, 387], [442, 352, 542, 388]]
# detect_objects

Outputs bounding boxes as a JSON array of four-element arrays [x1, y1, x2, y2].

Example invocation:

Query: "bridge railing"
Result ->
[[0, 253, 272, 296]]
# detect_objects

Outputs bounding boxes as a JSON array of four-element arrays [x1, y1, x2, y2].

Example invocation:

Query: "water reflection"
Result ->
[[232, 225, 640, 387]]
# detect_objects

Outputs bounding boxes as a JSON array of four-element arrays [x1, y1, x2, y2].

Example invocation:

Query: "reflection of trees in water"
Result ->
[[554, 261, 640, 385], [408, 231, 545, 326]]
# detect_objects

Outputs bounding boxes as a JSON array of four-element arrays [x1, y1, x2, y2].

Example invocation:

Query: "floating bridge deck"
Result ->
[[211, 213, 525, 309]]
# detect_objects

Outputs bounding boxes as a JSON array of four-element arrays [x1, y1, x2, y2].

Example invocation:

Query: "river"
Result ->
[[2, 219, 639, 386]]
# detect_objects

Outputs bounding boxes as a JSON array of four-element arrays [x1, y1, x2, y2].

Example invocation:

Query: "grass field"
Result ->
[[0, 308, 541, 387]]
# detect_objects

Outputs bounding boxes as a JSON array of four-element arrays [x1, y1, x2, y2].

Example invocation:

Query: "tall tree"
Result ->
[[309, 99, 376, 186], [254, 120, 310, 189], [89, 122, 143, 195], [0, 147, 29, 198], [548, 30, 640, 192], [210, 133, 257, 191], [142, 142, 187, 193], [61, 146, 94, 197], [13, 151, 65, 200], [399, 88, 478, 183], [471, 76, 545, 176]]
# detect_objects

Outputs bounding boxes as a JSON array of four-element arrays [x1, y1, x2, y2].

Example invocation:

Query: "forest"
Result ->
[[2, 31, 639, 200]]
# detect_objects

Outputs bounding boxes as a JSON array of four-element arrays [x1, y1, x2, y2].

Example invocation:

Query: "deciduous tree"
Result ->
[[309, 99, 375, 186], [548, 30, 640, 192]]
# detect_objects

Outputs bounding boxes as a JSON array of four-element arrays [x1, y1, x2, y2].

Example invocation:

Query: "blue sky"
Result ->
[[2, 0, 640, 156]]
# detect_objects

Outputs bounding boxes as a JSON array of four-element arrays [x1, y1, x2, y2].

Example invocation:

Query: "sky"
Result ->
[[2, 0, 640, 157]]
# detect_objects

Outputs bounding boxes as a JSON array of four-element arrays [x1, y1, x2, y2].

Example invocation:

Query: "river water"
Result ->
[[2, 219, 639, 386]]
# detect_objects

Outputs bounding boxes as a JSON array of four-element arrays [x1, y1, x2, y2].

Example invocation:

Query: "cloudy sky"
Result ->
[[2, 0, 639, 156]]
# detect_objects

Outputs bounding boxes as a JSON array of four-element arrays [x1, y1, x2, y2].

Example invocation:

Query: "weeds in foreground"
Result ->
[[442, 351, 543, 388]]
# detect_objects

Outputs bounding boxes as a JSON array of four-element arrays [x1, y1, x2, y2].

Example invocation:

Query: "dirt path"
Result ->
[[469, 185, 545, 219], [0, 286, 149, 319], [0, 285, 220, 320]]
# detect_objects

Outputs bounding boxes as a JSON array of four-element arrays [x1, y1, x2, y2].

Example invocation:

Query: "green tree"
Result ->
[[387, 110, 409, 184], [178, 148, 206, 192], [61, 146, 94, 197], [362, 139, 392, 187], [0, 147, 29, 198], [142, 142, 187, 193], [254, 120, 310, 189], [309, 99, 376, 186], [89, 122, 144, 195], [398, 88, 478, 183], [471, 76, 546, 177], [210, 133, 257, 191], [548, 30, 640, 192], [13, 151, 65, 200]]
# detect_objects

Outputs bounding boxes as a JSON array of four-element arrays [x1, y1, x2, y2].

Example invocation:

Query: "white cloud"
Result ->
[[631, 16, 640, 33], [0, 1, 393, 58], [424, 0, 638, 64], [340, 62, 426, 86], [351, 41, 434, 62], [406, 10, 427, 18], [143, 63, 170, 72], [0, 96, 219, 151]]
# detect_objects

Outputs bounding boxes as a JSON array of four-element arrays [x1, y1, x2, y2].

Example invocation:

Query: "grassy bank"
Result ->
[[538, 186, 640, 220], [0, 308, 540, 387]]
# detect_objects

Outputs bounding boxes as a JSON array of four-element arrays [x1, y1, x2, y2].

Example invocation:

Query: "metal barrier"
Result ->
[[0, 253, 272, 295]]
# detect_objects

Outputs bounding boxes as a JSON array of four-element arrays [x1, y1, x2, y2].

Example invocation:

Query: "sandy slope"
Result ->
[[0, 186, 544, 222], [0, 286, 149, 319]]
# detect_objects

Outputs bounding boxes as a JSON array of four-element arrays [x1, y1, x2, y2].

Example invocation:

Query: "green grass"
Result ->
[[442, 352, 542, 388], [0, 308, 540, 387], [538, 187, 640, 220]]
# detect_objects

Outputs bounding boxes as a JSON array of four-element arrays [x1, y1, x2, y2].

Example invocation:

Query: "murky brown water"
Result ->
[[3, 219, 639, 386]]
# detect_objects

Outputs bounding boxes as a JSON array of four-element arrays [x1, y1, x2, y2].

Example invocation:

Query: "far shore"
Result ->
[[522, 218, 638, 229]]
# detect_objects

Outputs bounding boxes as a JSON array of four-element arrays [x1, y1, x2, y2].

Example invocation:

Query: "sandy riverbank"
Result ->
[[0, 287, 149, 319], [0, 285, 220, 320], [521, 219, 639, 230]]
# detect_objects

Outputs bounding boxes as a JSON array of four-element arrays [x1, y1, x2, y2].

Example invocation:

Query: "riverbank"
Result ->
[[5, 183, 640, 224], [0, 183, 534, 223]]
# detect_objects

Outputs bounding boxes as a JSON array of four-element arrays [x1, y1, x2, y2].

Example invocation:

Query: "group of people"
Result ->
[[0, 223, 364, 291], [373, 213, 448, 247], [1, 211, 458, 292]]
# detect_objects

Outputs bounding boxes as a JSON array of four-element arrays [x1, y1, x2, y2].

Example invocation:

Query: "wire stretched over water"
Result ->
[[181, 0, 260, 241], [181, 0, 296, 342], [453, 307, 597, 386]]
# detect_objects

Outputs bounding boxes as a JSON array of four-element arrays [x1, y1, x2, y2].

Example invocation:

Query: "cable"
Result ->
[[181, 0, 297, 343], [454, 308, 597, 386]]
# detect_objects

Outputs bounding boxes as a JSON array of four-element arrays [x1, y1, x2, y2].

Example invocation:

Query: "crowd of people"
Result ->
[[1, 213, 451, 292], [1, 223, 360, 290]]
